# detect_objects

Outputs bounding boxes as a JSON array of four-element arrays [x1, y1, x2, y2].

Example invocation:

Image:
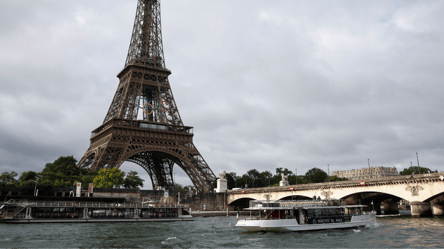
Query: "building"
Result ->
[[331, 166, 399, 180]]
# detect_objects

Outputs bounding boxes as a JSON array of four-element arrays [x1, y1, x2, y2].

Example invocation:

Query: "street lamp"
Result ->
[[416, 152, 421, 174], [295, 169, 297, 185], [34, 178, 39, 196], [328, 164, 330, 182]]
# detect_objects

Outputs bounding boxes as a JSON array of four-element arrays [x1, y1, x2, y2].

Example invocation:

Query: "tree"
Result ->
[[40, 156, 86, 187], [93, 168, 125, 188], [36, 179, 55, 196], [123, 171, 144, 189], [0, 171, 19, 187], [19, 180, 36, 195], [247, 169, 260, 188], [173, 183, 184, 191], [400, 167, 436, 175], [304, 168, 328, 183], [19, 171, 37, 183], [330, 176, 348, 182], [259, 171, 272, 187], [225, 172, 241, 189], [276, 167, 293, 176], [78, 171, 98, 187]]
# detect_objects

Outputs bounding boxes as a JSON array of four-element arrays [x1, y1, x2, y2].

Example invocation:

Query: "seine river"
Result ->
[[1, 215, 444, 248]]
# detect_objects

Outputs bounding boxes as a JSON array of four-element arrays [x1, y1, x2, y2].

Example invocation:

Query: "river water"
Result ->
[[1, 216, 444, 248]]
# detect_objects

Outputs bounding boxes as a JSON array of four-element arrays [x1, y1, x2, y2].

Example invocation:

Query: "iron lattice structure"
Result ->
[[77, 0, 216, 191]]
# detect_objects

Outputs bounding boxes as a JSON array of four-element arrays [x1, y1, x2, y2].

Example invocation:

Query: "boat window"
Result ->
[[307, 209, 315, 218], [321, 209, 329, 217]]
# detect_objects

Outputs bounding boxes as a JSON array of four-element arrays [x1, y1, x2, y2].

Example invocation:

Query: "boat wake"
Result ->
[[366, 221, 383, 229]]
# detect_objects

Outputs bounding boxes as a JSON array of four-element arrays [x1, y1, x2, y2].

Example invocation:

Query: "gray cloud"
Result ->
[[1, 0, 443, 188]]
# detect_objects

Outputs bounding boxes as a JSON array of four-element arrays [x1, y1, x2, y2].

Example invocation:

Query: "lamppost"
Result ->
[[34, 177, 39, 196], [234, 177, 237, 188], [328, 164, 330, 182], [416, 152, 421, 174], [295, 169, 297, 185]]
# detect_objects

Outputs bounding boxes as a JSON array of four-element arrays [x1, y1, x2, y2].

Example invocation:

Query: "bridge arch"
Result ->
[[278, 194, 312, 200], [423, 192, 444, 203], [339, 191, 404, 203], [228, 197, 257, 210]]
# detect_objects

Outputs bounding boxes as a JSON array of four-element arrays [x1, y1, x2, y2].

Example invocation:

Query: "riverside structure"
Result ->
[[227, 173, 444, 218]]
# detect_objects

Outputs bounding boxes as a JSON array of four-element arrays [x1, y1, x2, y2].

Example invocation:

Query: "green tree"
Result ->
[[19, 180, 36, 195], [0, 171, 19, 187], [36, 179, 55, 196], [400, 167, 436, 175], [330, 176, 348, 182], [258, 171, 272, 187], [276, 167, 293, 176], [123, 171, 144, 189], [247, 169, 260, 188], [78, 171, 99, 187], [173, 183, 184, 191], [19, 171, 37, 183], [93, 168, 125, 188], [40, 156, 86, 187], [304, 168, 328, 183]]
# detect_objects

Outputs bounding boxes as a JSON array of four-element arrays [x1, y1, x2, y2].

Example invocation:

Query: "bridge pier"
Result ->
[[410, 201, 433, 218], [432, 203, 444, 217], [383, 201, 399, 215]]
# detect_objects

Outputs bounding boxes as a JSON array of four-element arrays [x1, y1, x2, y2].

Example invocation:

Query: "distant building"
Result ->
[[331, 166, 398, 180]]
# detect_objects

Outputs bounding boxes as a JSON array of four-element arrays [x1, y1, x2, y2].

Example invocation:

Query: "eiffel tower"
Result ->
[[77, 0, 216, 191]]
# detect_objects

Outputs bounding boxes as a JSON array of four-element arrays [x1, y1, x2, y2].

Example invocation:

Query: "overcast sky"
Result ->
[[1, 0, 443, 189]]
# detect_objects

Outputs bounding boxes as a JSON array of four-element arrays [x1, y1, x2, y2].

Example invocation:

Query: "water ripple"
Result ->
[[1, 217, 444, 248]]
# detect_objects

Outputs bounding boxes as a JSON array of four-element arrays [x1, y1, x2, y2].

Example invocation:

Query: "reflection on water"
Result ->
[[0, 216, 443, 248]]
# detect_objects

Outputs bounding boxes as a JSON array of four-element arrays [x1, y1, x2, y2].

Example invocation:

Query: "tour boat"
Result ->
[[236, 199, 376, 232], [0, 197, 193, 223]]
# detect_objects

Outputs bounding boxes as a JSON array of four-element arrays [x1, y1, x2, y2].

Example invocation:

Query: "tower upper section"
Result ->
[[125, 0, 165, 69]]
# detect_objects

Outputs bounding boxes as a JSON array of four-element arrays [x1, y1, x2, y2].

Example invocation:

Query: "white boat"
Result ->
[[236, 199, 376, 232]]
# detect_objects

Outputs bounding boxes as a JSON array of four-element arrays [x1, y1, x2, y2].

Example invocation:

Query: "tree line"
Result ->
[[214, 167, 348, 190], [0, 156, 144, 196], [1, 155, 439, 195], [216, 166, 439, 190]]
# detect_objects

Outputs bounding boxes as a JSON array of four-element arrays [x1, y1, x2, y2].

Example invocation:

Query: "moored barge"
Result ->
[[0, 196, 192, 223]]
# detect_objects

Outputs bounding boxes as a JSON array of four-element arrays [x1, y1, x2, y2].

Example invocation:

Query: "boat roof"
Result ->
[[244, 200, 367, 210], [245, 205, 367, 210], [0, 195, 126, 203]]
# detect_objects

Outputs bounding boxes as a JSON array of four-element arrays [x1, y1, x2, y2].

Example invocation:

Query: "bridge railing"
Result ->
[[229, 172, 444, 193]]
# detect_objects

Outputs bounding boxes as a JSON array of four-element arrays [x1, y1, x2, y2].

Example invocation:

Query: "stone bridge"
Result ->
[[227, 173, 444, 217]]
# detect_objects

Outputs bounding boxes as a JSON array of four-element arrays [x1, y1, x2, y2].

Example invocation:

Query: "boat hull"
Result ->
[[0, 215, 194, 224]]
